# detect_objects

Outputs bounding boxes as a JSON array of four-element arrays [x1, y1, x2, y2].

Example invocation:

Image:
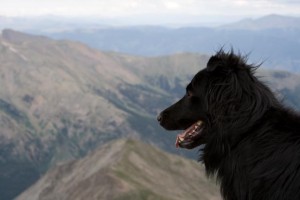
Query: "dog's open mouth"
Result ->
[[175, 120, 204, 149]]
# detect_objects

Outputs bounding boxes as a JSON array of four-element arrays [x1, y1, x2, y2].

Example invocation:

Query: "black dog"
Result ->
[[158, 50, 300, 200]]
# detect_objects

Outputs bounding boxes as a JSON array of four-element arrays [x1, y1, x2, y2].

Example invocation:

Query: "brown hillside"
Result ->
[[17, 139, 221, 200]]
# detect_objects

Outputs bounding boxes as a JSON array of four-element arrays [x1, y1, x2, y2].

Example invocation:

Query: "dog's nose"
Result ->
[[157, 114, 162, 122]]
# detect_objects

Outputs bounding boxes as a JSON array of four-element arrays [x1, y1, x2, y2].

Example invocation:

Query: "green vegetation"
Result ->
[[0, 99, 34, 130]]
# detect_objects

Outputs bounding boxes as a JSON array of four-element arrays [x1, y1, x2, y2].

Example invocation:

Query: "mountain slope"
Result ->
[[0, 29, 141, 160], [0, 29, 142, 199], [16, 139, 221, 200], [0, 29, 205, 199]]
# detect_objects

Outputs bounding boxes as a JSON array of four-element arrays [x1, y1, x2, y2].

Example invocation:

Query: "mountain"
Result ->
[[1, 15, 300, 72], [0, 15, 113, 32], [16, 139, 221, 200], [221, 14, 300, 30], [0, 29, 134, 199], [1, 29, 300, 199], [38, 15, 300, 72], [0, 29, 206, 199]]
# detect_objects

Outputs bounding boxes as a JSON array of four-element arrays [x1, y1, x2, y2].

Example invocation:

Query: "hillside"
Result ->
[[0, 28, 140, 156], [0, 29, 206, 199], [0, 29, 300, 199], [16, 139, 221, 200]]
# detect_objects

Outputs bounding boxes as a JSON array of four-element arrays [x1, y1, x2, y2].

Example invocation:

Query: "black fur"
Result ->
[[158, 50, 300, 200]]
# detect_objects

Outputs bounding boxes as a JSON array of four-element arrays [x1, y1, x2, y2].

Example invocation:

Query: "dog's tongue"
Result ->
[[175, 121, 203, 148]]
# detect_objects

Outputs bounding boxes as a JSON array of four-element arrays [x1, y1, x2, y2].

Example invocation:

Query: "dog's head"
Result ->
[[158, 50, 278, 149]]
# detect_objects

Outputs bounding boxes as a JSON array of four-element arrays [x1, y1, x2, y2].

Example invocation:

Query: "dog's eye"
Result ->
[[186, 91, 193, 97]]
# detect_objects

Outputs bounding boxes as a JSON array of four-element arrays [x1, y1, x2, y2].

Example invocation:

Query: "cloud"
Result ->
[[0, 0, 299, 18]]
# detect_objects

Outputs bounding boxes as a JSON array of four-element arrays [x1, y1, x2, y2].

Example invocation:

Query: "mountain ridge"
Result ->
[[220, 14, 300, 30], [16, 139, 221, 200], [40, 15, 300, 72]]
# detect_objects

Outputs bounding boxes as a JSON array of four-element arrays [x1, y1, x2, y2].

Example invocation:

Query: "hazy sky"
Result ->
[[1, 0, 299, 24]]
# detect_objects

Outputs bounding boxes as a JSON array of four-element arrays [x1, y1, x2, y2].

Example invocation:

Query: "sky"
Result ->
[[0, 0, 300, 25]]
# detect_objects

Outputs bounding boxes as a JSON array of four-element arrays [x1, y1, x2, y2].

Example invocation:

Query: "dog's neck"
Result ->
[[202, 106, 273, 170]]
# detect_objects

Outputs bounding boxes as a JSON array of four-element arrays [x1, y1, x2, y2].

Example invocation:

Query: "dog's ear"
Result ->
[[206, 52, 239, 75], [206, 55, 222, 72], [206, 55, 233, 75]]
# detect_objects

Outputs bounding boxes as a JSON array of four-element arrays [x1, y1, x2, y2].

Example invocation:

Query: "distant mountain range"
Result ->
[[221, 14, 300, 30], [16, 139, 221, 200], [40, 15, 300, 72], [1, 14, 299, 72], [1, 29, 300, 199]]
